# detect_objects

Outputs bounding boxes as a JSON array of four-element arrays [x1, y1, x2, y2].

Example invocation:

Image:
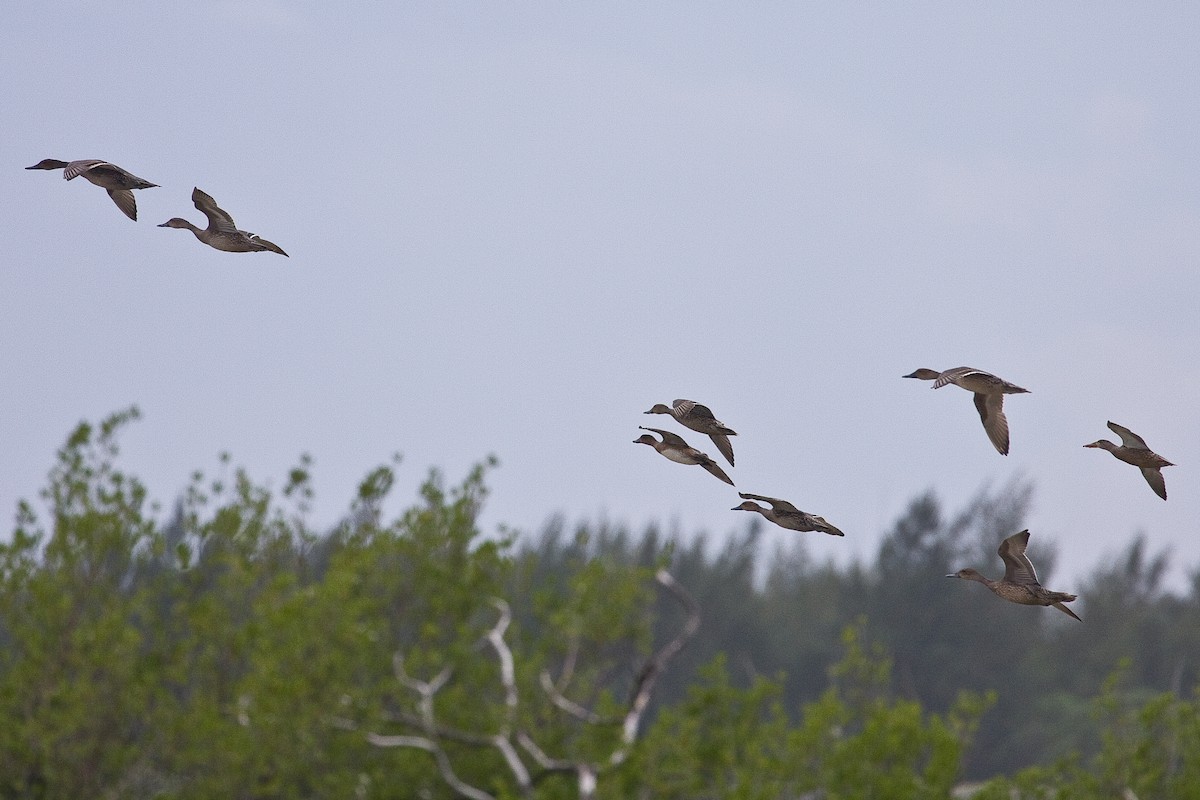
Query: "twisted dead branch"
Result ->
[[360, 569, 700, 799]]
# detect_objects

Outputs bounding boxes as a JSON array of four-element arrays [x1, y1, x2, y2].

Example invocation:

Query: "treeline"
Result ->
[[0, 409, 1197, 799], [517, 481, 1200, 781]]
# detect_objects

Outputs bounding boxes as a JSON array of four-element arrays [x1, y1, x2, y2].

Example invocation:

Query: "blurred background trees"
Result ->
[[2, 409, 1199, 798]]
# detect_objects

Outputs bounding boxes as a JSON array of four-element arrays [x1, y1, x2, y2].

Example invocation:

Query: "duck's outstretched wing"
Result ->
[[1140, 467, 1168, 500], [932, 366, 988, 389], [708, 433, 735, 467], [63, 159, 109, 181], [1107, 421, 1150, 450], [737, 493, 799, 514], [638, 426, 690, 449], [701, 459, 734, 486], [974, 393, 1011, 455], [106, 189, 138, 221], [998, 529, 1040, 586], [192, 187, 239, 233]]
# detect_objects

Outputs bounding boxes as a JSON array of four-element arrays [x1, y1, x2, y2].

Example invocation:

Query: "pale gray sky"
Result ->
[[3, 3, 1197, 589]]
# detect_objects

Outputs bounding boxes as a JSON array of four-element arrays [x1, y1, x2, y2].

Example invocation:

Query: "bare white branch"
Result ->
[[492, 734, 532, 790], [485, 598, 518, 725], [539, 669, 606, 723], [610, 568, 700, 766], [364, 573, 698, 798], [517, 734, 598, 800], [367, 733, 495, 800], [393, 652, 453, 696]]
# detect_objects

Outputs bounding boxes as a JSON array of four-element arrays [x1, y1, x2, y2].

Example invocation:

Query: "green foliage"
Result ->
[[623, 621, 992, 800], [2, 411, 1199, 799], [978, 663, 1200, 799]]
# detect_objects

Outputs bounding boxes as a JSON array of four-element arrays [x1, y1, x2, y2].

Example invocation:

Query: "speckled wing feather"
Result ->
[[998, 530, 1040, 586]]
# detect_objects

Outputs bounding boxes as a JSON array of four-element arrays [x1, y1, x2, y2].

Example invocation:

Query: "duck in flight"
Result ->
[[633, 426, 734, 486], [159, 187, 288, 256], [947, 529, 1081, 621], [904, 367, 1029, 455], [1084, 421, 1174, 500], [26, 158, 158, 221], [731, 492, 844, 537]]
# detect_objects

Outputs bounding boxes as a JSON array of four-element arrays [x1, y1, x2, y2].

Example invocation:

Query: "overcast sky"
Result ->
[[3, 3, 1197, 590]]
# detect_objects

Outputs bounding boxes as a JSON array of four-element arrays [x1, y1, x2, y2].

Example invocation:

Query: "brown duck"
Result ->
[[947, 529, 1081, 621], [26, 158, 158, 221], [159, 187, 288, 256], [1084, 421, 1174, 500], [633, 427, 734, 486], [731, 493, 844, 537], [904, 367, 1029, 455]]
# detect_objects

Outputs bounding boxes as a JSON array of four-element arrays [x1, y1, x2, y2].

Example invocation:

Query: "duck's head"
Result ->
[[644, 403, 673, 415], [1083, 439, 1115, 451], [731, 501, 763, 512], [903, 368, 941, 381], [946, 567, 983, 581], [26, 159, 69, 171], [633, 434, 659, 447], [158, 218, 192, 229]]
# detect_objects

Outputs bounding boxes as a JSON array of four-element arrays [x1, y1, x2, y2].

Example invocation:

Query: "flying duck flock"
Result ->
[[638, 368, 1175, 623], [28, 159, 1179, 624]]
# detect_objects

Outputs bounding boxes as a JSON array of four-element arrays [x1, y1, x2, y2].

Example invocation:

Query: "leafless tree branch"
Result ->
[[367, 733, 495, 800], [485, 598, 518, 727], [517, 733, 598, 796], [383, 710, 494, 746], [611, 568, 700, 766], [539, 669, 610, 723], [363, 571, 699, 799]]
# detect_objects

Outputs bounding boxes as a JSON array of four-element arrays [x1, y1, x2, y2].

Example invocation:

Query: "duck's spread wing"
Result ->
[[932, 366, 974, 389], [1140, 467, 1168, 500], [106, 189, 138, 221], [63, 159, 108, 181], [709, 433, 735, 467], [641, 427, 690, 449], [192, 187, 239, 233], [737, 493, 799, 513], [701, 459, 734, 486], [998, 529, 1040, 586], [974, 393, 1011, 455], [1108, 421, 1150, 450], [673, 399, 715, 419]]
